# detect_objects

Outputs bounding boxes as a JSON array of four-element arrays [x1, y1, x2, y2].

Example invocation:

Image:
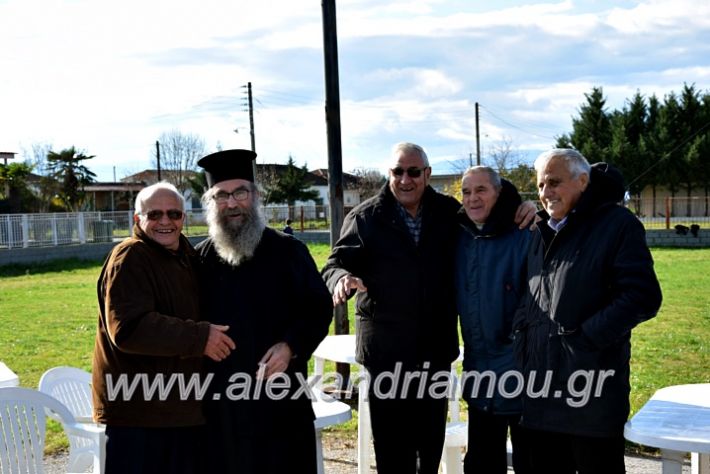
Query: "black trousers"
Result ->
[[464, 407, 532, 474], [203, 399, 317, 474], [525, 428, 626, 474], [104, 425, 203, 474], [367, 364, 449, 474]]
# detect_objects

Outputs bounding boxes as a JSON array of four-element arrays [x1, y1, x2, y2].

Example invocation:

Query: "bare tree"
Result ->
[[22, 141, 53, 175], [152, 130, 206, 192], [20, 141, 56, 211], [350, 167, 385, 201], [447, 150, 474, 175], [486, 137, 537, 195], [255, 164, 281, 204], [485, 137, 521, 172]]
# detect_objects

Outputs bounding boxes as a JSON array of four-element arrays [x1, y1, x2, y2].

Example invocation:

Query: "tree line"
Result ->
[[0, 129, 385, 214], [556, 84, 710, 216], [445, 84, 710, 217]]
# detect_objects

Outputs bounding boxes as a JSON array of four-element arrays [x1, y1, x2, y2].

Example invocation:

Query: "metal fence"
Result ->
[[627, 196, 710, 229], [4, 198, 708, 250], [0, 205, 332, 249]]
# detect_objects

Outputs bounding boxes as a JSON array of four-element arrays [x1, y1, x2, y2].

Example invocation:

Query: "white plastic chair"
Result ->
[[0, 386, 104, 474], [440, 364, 515, 474], [38, 366, 106, 473], [312, 387, 352, 474], [441, 364, 467, 474]]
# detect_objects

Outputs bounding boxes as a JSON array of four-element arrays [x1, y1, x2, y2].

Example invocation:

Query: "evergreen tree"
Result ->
[[0, 162, 39, 213], [678, 84, 703, 215], [268, 156, 320, 206], [568, 87, 612, 163]]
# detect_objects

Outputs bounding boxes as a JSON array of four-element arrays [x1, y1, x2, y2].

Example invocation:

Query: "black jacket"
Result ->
[[513, 163, 662, 437], [196, 228, 332, 435], [322, 184, 461, 369]]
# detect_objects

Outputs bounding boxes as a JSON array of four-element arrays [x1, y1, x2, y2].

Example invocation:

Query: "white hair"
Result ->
[[463, 166, 502, 191], [534, 148, 591, 178], [134, 182, 185, 215], [391, 142, 430, 167]]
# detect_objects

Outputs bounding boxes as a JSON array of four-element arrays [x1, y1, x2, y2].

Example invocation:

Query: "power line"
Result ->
[[478, 104, 559, 141]]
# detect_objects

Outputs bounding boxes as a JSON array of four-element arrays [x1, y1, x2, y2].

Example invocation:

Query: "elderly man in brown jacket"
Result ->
[[92, 181, 234, 474]]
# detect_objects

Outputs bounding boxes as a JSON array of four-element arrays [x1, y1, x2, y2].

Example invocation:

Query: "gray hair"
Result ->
[[534, 148, 591, 178], [463, 166, 502, 191], [392, 142, 430, 167], [134, 182, 185, 215]]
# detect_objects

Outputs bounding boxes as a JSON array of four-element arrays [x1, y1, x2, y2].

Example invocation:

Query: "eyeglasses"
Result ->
[[144, 209, 184, 221], [391, 167, 428, 178], [212, 188, 251, 203]]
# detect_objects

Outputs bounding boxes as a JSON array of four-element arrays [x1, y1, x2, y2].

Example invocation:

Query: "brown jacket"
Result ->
[[92, 225, 210, 426]]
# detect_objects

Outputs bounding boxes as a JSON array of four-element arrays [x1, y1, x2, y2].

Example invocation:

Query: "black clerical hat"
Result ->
[[197, 149, 256, 187]]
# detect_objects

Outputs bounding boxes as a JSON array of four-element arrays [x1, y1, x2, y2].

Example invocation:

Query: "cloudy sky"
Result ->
[[1, 0, 709, 181]]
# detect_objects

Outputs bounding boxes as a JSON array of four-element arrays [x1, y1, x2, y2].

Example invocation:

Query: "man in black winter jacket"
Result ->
[[514, 148, 662, 474]]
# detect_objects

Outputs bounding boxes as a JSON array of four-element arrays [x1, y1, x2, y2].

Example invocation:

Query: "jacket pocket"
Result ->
[[559, 330, 601, 378], [355, 291, 375, 319]]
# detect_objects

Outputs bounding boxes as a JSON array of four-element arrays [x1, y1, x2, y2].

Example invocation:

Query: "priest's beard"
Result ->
[[206, 198, 266, 266]]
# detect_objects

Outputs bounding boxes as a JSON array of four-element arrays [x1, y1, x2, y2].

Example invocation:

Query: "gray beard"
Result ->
[[206, 202, 266, 266]]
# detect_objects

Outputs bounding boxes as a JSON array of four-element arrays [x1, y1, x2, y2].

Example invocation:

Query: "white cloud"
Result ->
[[1, 0, 708, 180]]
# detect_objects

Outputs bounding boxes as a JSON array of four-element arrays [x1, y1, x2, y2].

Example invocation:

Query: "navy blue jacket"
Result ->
[[455, 181, 531, 414]]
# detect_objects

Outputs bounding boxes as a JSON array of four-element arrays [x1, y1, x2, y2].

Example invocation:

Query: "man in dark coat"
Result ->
[[514, 149, 662, 473], [322, 143, 536, 473], [196, 149, 333, 473]]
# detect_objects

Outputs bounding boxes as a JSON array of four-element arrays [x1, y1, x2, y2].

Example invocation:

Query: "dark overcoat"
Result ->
[[513, 165, 662, 437], [196, 227, 332, 472], [322, 184, 461, 370]]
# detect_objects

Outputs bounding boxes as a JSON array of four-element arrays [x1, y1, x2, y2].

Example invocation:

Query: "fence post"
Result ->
[[78, 212, 86, 244], [7, 215, 14, 249], [665, 196, 671, 230], [21, 214, 29, 248], [52, 214, 58, 246], [300, 206, 305, 231]]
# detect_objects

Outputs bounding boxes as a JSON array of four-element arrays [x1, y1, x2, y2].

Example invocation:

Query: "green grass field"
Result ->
[[1, 246, 708, 453]]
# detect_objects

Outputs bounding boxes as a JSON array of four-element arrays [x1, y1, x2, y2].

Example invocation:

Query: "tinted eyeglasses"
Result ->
[[391, 166, 427, 178], [212, 188, 251, 203], [144, 209, 184, 221]]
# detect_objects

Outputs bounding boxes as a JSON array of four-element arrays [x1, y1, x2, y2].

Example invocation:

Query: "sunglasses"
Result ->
[[391, 166, 427, 178], [144, 209, 184, 221]]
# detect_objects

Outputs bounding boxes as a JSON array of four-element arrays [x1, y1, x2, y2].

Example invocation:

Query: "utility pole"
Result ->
[[322, 0, 349, 388], [243, 82, 258, 181], [475, 102, 481, 166], [155, 141, 162, 181]]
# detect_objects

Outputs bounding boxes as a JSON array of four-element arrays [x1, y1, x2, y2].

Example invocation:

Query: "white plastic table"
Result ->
[[312, 387, 352, 474], [0, 362, 19, 388], [312, 335, 372, 474], [624, 383, 710, 474]]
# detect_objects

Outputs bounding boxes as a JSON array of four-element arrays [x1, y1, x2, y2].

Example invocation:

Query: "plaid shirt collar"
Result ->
[[396, 201, 423, 245]]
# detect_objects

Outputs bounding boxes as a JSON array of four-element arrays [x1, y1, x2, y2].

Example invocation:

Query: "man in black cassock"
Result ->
[[196, 149, 332, 473]]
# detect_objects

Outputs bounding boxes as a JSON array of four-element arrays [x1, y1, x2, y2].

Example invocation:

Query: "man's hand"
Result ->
[[333, 274, 367, 306], [203, 324, 236, 362], [515, 200, 538, 230], [257, 342, 293, 380]]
